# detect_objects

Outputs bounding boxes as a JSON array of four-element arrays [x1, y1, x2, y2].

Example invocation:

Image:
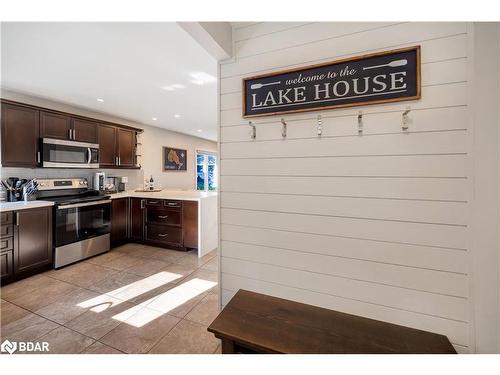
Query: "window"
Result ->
[[196, 150, 217, 191]]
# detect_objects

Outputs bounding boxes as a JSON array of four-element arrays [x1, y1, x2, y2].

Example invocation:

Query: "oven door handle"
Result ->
[[58, 200, 111, 210], [87, 147, 92, 164]]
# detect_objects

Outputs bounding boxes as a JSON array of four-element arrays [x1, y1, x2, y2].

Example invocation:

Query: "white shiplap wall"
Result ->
[[218, 22, 471, 353]]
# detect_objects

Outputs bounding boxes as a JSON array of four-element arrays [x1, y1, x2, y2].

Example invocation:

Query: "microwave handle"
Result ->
[[87, 148, 92, 164]]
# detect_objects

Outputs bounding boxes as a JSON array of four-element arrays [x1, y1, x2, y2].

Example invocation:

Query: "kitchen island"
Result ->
[[109, 190, 217, 257]]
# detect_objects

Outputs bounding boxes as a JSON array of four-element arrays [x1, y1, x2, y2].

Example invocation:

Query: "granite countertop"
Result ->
[[0, 200, 55, 213], [108, 189, 218, 201]]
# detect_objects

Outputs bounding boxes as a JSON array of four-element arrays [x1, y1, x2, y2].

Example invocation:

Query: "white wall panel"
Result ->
[[220, 22, 472, 350], [221, 225, 468, 273], [221, 34, 467, 94], [221, 176, 468, 201]]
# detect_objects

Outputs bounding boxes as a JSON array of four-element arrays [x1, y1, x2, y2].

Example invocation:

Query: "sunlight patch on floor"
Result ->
[[76, 271, 182, 312], [111, 278, 217, 327]]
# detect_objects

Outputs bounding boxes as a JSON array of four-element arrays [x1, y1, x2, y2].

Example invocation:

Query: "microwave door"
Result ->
[[42, 138, 99, 168]]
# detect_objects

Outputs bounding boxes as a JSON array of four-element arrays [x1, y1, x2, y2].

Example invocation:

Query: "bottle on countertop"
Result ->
[[149, 175, 154, 191]]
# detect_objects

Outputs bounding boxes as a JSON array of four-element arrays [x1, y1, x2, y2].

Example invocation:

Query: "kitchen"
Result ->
[[0, 22, 220, 354]]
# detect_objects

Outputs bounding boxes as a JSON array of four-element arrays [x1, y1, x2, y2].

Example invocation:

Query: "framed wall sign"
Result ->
[[242, 46, 421, 118], [163, 147, 187, 171]]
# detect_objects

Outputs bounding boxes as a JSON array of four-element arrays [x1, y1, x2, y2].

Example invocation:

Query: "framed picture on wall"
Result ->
[[163, 147, 187, 171]]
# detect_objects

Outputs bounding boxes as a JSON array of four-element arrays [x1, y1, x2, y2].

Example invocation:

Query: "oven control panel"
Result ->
[[37, 178, 88, 191]]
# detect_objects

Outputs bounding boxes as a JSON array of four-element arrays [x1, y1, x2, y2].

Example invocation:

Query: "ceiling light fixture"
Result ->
[[152, 117, 157, 121], [197, 129, 203, 133], [162, 84, 186, 91], [174, 114, 181, 118], [97, 98, 104, 102], [190, 72, 216, 85]]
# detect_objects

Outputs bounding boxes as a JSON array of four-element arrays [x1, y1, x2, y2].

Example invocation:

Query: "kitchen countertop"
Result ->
[[0, 200, 55, 213], [108, 189, 217, 201]]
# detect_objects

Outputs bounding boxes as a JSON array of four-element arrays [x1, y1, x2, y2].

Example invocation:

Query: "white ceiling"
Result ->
[[1, 22, 218, 141]]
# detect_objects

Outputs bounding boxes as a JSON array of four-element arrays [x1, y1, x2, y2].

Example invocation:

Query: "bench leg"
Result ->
[[221, 338, 235, 354]]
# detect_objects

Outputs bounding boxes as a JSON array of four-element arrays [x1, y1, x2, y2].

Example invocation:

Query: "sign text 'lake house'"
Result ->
[[242, 46, 421, 118]]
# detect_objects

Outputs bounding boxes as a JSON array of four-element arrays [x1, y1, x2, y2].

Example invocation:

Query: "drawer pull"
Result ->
[[158, 215, 169, 219], [149, 201, 159, 204], [158, 233, 169, 237], [167, 202, 178, 206]]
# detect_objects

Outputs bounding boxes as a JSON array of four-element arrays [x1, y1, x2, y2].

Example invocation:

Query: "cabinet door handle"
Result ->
[[73, 129, 76, 140], [119, 156, 121, 165], [158, 233, 169, 237], [140, 199, 145, 209], [16, 212, 20, 226], [158, 215, 169, 219], [68, 129, 72, 139], [37, 151, 41, 164]]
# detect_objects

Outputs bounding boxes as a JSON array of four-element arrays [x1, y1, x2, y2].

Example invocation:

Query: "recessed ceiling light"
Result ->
[[152, 117, 157, 121], [161, 84, 186, 91], [190, 72, 216, 84], [197, 129, 203, 132], [174, 114, 181, 118], [97, 98, 104, 102]]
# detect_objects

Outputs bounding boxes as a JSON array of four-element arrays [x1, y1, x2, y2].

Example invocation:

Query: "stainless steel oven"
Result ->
[[53, 199, 111, 268], [42, 138, 99, 168], [36, 178, 111, 268]]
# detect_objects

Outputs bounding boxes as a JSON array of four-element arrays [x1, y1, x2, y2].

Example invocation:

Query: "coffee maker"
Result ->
[[93, 172, 105, 191]]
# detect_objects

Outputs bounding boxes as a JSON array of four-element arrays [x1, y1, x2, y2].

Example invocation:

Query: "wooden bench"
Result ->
[[207, 289, 456, 354]]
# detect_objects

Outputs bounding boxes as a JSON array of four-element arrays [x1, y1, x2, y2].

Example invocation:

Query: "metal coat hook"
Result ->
[[357, 111, 363, 134], [317, 115, 322, 136], [281, 118, 287, 138], [249, 121, 256, 140], [402, 107, 411, 131]]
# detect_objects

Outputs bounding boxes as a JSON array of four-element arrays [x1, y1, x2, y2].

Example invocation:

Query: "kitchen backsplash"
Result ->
[[0, 167, 145, 189]]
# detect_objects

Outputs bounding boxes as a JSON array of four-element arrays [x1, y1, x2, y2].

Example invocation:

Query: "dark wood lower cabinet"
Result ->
[[14, 207, 53, 274], [111, 198, 129, 247], [110, 198, 198, 251], [1, 207, 53, 284], [183, 201, 198, 249], [130, 198, 145, 241]]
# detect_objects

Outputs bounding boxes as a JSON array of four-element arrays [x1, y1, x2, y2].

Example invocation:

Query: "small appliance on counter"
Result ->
[[103, 176, 127, 194], [93, 172, 106, 191]]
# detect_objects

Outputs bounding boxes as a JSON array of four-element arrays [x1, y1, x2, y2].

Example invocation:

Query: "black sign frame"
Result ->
[[242, 46, 421, 118]]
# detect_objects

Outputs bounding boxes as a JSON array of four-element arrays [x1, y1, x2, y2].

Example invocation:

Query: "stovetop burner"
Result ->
[[35, 178, 110, 206], [45, 192, 111, 206]]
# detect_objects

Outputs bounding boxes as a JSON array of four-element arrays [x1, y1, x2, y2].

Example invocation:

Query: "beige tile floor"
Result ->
[[0, 244, 220, 354]]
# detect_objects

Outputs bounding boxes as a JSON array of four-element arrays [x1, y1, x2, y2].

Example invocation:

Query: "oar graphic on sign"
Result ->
[[363, 59, 407, 70], [250, 81, 281, 90]]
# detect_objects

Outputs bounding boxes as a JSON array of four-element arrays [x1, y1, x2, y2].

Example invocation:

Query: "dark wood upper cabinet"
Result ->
[[72, 118, 98, 143], [14, 207, 53, 274], [1, 103, 40, 168], [117, 128, 136, 167], [111, 198, 129, 247], [40, 111, 72, 140], [1, 99, 141, 169], [98, 124, 117, 167]]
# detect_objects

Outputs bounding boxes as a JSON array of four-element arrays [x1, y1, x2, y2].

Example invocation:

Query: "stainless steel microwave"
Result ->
[[41, 138, 99, 168]]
